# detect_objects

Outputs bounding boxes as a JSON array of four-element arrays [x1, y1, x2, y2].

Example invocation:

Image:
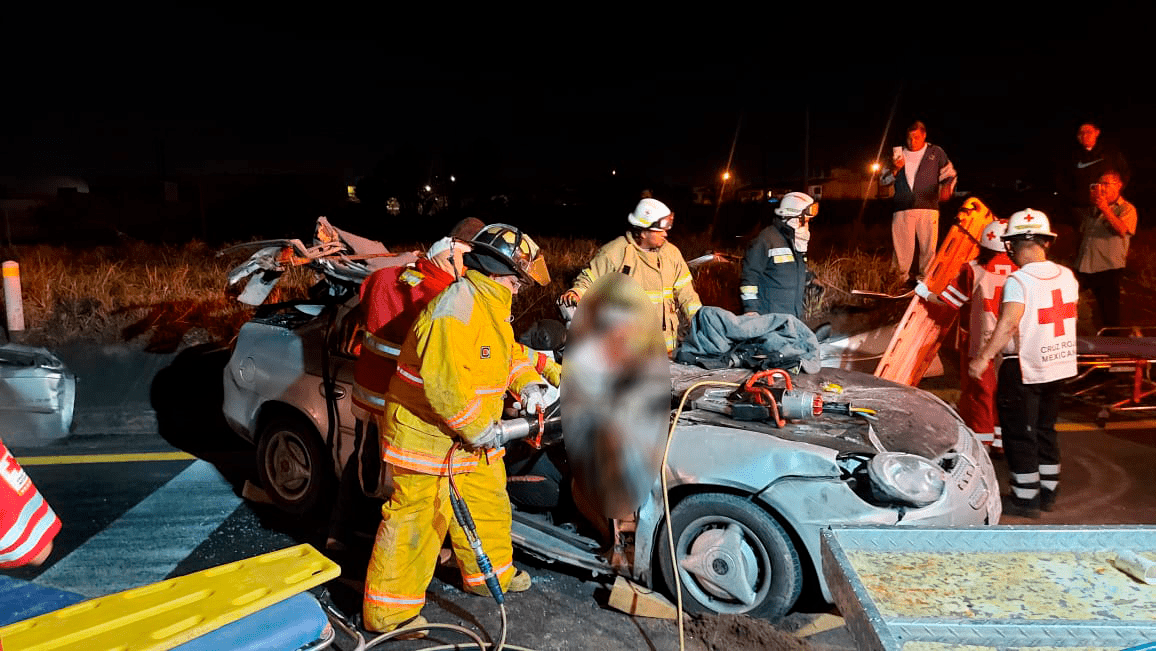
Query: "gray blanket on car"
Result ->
[[674, 306, 821, 374]]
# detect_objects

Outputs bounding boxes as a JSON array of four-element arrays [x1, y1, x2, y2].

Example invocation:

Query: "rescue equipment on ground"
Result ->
[[690, 368, 874, 426]]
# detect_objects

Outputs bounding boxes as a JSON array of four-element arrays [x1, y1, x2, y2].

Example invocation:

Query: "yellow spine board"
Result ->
[[0, 543, 339, 651], [875, 198, 995, 385]]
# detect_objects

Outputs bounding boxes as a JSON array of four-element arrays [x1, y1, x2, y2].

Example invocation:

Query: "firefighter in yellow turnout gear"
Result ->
[[363, 224, 552, 634], [560, 198, 702, 355]]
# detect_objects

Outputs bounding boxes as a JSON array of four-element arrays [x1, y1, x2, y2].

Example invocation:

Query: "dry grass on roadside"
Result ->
[[9, 241, 315, 351], [5, 235, 902, 351]]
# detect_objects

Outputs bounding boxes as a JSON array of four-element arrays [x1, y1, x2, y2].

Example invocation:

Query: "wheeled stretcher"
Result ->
[[1067, 328, 1156, 424]]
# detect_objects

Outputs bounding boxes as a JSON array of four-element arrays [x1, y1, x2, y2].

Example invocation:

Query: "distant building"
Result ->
[[0, 176, 91, 242]]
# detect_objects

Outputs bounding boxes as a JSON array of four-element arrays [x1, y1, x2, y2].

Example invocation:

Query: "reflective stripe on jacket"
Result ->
[[739, 223, 808, 318], [381, 270, 547, 475], [569, 233, 702, 353]]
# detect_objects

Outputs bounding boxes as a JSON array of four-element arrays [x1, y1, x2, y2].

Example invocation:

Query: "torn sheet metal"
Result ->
[[221, 216, 419, 305], [0, 343, 76, 445]]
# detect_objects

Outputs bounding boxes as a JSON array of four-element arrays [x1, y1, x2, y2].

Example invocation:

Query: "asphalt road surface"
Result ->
[[5, 404, 1155, 650]]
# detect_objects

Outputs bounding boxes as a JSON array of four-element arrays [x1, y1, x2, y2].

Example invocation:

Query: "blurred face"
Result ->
[[636, 228, 668, 250], [1077, 124, 1100, 150], [906, 127, 927, 151], [1097, 173, 1123, 203], [494, 273, 523, 296], [430, 241, 471, 276]]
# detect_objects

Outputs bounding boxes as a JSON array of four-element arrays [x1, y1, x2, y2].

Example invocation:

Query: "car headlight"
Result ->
[[867, 452, 947, 508]]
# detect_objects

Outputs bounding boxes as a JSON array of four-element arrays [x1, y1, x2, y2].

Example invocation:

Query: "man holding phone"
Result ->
[[879, 121, 957, 285], [1075, 170, 1136, 328]]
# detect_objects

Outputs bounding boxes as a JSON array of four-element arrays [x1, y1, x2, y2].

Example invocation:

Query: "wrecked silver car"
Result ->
[[0, 343, 76, 446], [220, 217, 1000, 621]]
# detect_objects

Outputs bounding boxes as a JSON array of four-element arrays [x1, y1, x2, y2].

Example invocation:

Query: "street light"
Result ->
[[870, 162, 881, 173]]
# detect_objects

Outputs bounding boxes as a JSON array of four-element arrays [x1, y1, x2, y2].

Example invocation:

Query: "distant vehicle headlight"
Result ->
[[867, 452, 946, 508]]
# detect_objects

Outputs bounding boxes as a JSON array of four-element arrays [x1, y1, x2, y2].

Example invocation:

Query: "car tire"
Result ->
[[256, 414, 334, 515], [657, 493, 803, 620]]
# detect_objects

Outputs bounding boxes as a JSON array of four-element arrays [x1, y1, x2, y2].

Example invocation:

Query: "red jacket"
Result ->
[[352, 258, 456, 417], [1, 440, 61, 568]]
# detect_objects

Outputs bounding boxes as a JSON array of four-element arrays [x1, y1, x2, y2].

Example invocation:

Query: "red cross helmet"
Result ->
[[1001, 208, 1056, 241], [979, 219, 1008, 251]]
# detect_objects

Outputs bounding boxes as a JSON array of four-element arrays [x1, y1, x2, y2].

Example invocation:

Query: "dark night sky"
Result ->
[[4, 10, 1154, 198]]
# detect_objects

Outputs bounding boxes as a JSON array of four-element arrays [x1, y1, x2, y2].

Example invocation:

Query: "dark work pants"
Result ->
[[996, 359, 1063, 500], [1079, 269, 1124, 329], [328, 418, 382, 544]]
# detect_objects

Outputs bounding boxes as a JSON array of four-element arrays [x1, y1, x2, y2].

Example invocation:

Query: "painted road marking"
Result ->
[[35, 459, 241, 598], [17, 451, 196, 466], [1057, 419, 1156, 432]]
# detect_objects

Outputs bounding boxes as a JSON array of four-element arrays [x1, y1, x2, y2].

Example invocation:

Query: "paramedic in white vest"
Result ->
[[968, 209, 1078, 518]]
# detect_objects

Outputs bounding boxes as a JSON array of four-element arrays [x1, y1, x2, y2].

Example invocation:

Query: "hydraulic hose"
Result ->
[[444, 444, 506, 606]]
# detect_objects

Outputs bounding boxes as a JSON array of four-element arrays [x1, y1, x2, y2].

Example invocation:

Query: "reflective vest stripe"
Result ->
[[0, 495, 55, 565], [674, 273, 693, 289], [352, 385, 387, 410], [942, 285, 967, 308], [364, 332, 402, 358], [397, 365, 423, 386]]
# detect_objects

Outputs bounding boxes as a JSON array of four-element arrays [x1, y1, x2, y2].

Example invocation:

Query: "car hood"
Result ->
[[672, 364, 965, 459]]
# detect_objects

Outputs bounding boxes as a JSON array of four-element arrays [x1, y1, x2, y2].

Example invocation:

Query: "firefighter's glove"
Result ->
[[519, 383, 549, 416], [914, 281, 933, 301], [558, 290, 580, 307], [472, 422, 503, 450]]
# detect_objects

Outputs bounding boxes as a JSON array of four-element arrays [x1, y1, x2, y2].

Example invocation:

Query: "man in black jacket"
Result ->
[[740, 191, 817, 319], [1056, 121, 1130, 229]]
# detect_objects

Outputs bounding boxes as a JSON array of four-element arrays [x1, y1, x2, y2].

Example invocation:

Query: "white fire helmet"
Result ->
[[1001, 209, 1056, 241], [774, 192, 819, 219], [628, 198, 674, 231], [979, 220, 1008, 251]]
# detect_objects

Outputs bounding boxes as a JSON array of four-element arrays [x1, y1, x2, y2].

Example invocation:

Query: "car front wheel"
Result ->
[[256, 414, 333, 515], [657, 493, 803, 620]]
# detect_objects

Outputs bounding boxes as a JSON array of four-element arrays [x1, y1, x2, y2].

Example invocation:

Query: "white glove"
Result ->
[[519, 383, 549, 415], [914, 281, 933, 301], [472, 422, 503, 450]]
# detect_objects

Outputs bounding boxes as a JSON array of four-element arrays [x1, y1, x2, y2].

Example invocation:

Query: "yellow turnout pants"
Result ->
[[362, 459, 515, 632]]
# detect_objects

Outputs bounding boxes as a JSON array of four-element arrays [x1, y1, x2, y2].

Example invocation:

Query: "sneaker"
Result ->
[[507, 569, 532, 593], [1040, 487, 1059, 512], [1001, 494, 1041, 519]]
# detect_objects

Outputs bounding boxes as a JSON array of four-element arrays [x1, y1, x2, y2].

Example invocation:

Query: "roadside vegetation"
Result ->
[[6, 226, 1154, 352]]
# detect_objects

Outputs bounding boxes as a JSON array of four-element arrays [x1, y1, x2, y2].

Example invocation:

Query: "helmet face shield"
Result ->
[[646, 214, 674, 231], [471, 223, 551, 286]]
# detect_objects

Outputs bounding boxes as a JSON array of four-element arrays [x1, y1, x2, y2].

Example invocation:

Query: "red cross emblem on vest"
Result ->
[[1037, 288, 1076, 337], [983, 285, 1003, 317]]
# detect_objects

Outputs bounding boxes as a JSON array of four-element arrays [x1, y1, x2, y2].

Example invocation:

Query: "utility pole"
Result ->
[[803, 106, 810, 192]]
